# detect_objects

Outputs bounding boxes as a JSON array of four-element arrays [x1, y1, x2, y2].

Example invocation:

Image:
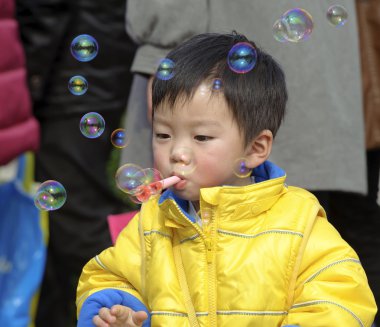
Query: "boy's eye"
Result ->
[[155, 133, 170, 139], [194, 135, 213, 142]]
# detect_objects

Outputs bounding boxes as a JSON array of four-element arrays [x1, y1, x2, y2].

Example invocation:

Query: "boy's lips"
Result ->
[[171, 173, 187, 190], [173, 179, 187, 190]]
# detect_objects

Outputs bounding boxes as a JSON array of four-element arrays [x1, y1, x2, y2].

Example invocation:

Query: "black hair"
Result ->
[[152, 32, 288, 145]]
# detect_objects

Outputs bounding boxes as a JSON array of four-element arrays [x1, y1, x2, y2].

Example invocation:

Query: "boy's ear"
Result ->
[[244, 129, 273, 168]]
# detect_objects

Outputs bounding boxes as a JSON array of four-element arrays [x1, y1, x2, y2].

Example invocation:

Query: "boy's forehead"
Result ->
[[156, 82, 225, 112]]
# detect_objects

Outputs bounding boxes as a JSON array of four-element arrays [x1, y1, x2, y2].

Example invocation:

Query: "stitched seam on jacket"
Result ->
[[304, 258, 361, 283], [291, 300, 364, 327], [151, 311, 188, 317], [217, 310, 288, 316], [180, 234, 200, 244], [95, 255, 112, 272], [144, 230, 172, 238], [218, 229, 303, 239]]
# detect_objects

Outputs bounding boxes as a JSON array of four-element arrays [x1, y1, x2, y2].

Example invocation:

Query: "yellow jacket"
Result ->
[[77, 162, 377, 326]]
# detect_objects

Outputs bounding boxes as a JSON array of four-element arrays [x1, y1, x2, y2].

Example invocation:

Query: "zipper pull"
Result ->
[[205, 238, 213, 263]]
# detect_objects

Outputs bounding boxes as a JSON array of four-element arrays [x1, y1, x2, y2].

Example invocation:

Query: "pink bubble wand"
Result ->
[[135, 176, 181, 202]]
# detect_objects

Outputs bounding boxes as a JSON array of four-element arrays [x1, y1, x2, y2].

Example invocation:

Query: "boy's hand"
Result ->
[[93, 305, 148, 327]]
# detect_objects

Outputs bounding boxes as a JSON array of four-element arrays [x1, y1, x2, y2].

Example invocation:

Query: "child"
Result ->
[[76, 32, 377, 327]]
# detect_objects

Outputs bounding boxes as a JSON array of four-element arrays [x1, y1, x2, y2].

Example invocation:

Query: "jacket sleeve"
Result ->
[[76, 213, 151, 326], [126, 0, 209, 74], [284, 216, 377, 327]]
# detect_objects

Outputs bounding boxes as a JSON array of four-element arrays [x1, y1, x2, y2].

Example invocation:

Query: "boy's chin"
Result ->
[[172, 189, 199, 202]]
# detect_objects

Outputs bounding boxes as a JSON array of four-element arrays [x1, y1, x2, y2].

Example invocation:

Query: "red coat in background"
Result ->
[[0, 0, 39, 165]]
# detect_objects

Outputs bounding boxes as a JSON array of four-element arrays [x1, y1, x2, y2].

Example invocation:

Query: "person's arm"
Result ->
[[76, 213, 151, 327], [125, 0, 209, 75], [284, 217, 377, 327]]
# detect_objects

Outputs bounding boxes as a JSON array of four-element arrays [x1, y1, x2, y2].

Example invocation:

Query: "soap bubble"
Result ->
[[278, 8, 314, 43], [70, 34, 99, 62], [111, 128, 128, 148], [212, 78, 223, 91], [68, 75, 88, 96], [233, 158, 252, 178], [34, 180, 67, 211], [156, 58, 175, 80], [273, 18, 289, 43], [115, 164, 145, 195], [327, 5, 348, 27], [79, 112, 105, 138], [227, 42, 257, 74]]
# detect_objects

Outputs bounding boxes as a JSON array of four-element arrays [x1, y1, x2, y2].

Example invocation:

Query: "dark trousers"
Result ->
[[312, 149, 380, 325], [34, 110, 129, 327]]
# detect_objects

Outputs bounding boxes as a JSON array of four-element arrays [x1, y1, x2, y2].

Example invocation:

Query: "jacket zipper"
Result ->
[[172, 201, 217, 327]]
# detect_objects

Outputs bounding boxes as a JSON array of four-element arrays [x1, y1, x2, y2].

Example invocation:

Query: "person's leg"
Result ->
[[35, 110, 129, 326], [367, 149, 380, 203]]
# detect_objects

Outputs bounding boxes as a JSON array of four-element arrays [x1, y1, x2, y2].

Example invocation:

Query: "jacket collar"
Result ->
[[158, 160, 287, 227]]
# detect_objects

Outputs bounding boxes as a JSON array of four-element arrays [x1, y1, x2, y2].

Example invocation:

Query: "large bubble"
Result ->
[[70, 34, 99, 62], [115, 164, 145, 195], [34, 180, 67, 211], [274, 8, 314, 43]]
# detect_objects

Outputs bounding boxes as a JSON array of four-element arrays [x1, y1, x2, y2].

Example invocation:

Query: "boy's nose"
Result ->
[[170, 147, 192, 165]]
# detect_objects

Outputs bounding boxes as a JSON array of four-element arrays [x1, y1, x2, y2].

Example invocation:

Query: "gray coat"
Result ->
[[121, 0, 367, 193]]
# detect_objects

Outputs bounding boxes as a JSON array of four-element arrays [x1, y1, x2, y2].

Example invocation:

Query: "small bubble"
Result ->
[[233, 158, 252, 178], [79, 112, 105, 139], [68, 75, 88, 96], [70, 34, 99, 62], [212, 78, 223, 91], [327, 5, 348, 27], [34, 180, 67, 211], [156, 58, 175, 80], [227, 42, 257, 74], [111, 128, 128, 148]]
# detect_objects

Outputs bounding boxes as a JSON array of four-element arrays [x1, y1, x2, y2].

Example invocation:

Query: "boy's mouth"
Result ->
[[173, 179, 187, 190], [171, 173, 187, 190]]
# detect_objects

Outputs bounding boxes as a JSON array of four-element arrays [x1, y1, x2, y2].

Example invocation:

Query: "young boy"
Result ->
[[76, 33, 377, 327]]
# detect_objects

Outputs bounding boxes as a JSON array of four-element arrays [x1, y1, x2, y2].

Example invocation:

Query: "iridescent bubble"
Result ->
[[135, 186, 152, 203], [111, 128, 128, 148], [134, 168, 164, 196], [34, 180, 67, 211], [115, 163, 145, 194], [233, 158, 252, 178], [280, 8, 314, 42], [141, 168, 163, 186], [173, 147, 197, 176], [79, 112, 105, 138], [212, 78, 223, 91], [273, 18, 289, 43], [68, 75, 88, 96], [227, 42, 257, 74], [326, 5, 348, 27], [70, 34, 99, 62], [156, 58, 175, 80]]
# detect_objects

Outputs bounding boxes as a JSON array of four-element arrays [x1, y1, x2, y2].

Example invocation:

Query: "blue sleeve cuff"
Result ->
[[77, 289, 151, 327]]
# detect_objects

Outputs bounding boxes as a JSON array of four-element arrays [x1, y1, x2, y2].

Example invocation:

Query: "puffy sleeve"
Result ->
[[126, 0, 209, 74], [76, 213, 151, 326], [284, 217, 377, 327]]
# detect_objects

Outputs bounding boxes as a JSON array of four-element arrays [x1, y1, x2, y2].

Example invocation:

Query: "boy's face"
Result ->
[[152, 83, 253, 204]]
